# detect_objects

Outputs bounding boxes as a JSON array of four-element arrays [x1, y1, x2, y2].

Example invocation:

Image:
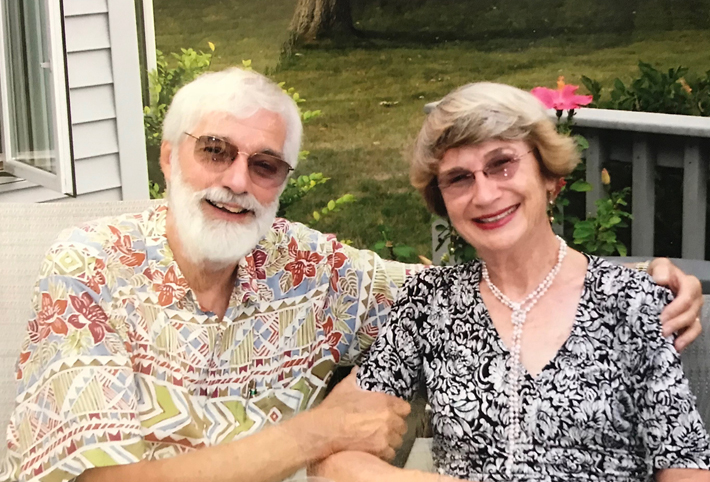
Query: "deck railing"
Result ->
[[570, 108, 710, 259]]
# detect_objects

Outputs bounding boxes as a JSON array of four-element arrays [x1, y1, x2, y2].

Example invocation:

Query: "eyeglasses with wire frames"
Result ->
[[436, 147, 536, 196], [185, 132, 293, 188]]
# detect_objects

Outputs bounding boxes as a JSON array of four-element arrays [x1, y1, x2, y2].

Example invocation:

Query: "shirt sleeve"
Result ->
[[356, 272, 431, 401], [629, 276, 710, 471], [333, 241, 424, 366], [2, 229, 146, 482]]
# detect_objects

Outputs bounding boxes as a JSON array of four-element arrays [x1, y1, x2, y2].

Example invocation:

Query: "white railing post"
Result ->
[[683, 139, 708, 259], [632, 133, 656, 256], [584, 132, 605, 216]]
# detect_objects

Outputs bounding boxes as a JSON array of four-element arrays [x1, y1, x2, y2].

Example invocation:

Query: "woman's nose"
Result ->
[[471, 173, 501, 206]]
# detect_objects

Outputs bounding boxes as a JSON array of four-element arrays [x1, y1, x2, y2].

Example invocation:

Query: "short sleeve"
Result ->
[[630, 277, 710, 471], [357, 272, 432, 401], [331, 241, 423, 366], [1, 231, 146, 482]]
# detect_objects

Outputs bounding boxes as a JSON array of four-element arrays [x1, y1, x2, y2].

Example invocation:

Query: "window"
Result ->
[[0, 0, 74, 195]]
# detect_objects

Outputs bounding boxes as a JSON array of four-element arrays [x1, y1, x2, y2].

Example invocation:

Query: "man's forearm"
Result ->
[[78, 409, 333, 482], [314, 451, 465, 482]]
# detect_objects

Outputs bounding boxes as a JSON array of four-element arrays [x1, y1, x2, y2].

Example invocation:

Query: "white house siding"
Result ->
[[0, 0, 148, 203]]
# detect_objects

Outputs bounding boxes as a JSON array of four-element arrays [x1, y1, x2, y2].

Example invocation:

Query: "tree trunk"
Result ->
[[288, 0, 354, 44]]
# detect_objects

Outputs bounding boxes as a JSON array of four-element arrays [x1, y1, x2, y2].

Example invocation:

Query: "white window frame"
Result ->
[[0, 0, 75, 196]]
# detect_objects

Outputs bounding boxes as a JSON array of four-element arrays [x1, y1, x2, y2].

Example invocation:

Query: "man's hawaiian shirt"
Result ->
[[2, 203, 417, 482]]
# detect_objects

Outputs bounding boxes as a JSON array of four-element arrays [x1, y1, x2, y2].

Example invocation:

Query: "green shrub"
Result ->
[[144, 44, 214, 152], [582, 61, 710, 116], [571, 185, 632, 256], [372, 224, 420, 263]]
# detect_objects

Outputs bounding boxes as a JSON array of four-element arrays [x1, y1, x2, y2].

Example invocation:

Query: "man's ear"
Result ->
[[160, 141, 173, 183]]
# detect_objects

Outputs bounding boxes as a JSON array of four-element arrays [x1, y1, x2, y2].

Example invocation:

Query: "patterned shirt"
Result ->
[[2, 203, 416, 482], [358, 255, 710, 481]]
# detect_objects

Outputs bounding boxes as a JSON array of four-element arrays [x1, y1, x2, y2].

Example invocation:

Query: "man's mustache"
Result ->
[[196, 187, 265, 213]]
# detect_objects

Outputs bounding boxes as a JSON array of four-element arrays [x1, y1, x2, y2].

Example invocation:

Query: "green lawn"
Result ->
[[153, 1, 710, 258], [153, 0, 296, 72]]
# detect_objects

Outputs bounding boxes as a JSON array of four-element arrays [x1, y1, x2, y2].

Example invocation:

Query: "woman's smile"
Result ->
[[472, 204, 520, 230]]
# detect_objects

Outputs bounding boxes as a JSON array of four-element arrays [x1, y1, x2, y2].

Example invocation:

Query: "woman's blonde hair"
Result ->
[[412, 82, 580, 217]]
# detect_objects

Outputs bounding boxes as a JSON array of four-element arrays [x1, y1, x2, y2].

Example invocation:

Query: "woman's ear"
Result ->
[[546, 176, 565, 202]]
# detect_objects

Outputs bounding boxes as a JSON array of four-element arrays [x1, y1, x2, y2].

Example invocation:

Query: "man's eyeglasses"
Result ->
[[185, 133, 293, 188], [436, 148, 535, 196]]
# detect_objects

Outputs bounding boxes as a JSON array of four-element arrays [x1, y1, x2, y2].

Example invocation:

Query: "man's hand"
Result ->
[[648, 258, 704, 351], [313, 367, 411, 461]]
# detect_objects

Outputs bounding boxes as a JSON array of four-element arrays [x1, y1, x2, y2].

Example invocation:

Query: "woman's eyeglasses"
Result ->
[[436, 148, 534, 196], [185, 132, 293, 188]]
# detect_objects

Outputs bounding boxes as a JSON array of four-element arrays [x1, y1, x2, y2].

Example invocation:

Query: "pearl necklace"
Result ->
[[481, 236, 567, 474]]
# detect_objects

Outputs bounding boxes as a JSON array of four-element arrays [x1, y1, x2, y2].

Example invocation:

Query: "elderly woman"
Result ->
[[316, 83, 710, 482]]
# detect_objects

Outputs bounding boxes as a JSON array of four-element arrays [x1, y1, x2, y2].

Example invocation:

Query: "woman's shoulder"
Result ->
[[585, 255, 668, 293], [584, 255, 673, 326], [402, 260, 483, 298], [408, 260, 482, 286]]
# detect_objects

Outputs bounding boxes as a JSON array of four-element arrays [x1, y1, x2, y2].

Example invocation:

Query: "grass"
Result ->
[[153, 0, 296, 72], [153, 0, 710, 258]]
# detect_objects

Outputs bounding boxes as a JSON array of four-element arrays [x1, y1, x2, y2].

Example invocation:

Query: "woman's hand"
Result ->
[[647, 258, 704, 351]]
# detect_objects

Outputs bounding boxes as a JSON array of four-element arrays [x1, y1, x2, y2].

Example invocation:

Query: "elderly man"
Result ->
[[1, 67, 703, 482]]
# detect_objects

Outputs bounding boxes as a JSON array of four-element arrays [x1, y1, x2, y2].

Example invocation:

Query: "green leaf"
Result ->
[[573, 220, 595, 236], [597, 230, 617, 243], [393, 245, 417, 259], [312, 211, 321, 221], [616, 243, 628, 256], [574, 135, 589, 151], [570, 180, 593, 192], [327, 200, 336, 210]]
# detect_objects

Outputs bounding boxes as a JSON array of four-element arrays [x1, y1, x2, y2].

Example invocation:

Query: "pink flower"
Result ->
[[531, 76, 593, 110]]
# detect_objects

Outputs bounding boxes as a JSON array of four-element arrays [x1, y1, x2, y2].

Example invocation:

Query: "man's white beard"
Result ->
[[167, 158, 278, 267]]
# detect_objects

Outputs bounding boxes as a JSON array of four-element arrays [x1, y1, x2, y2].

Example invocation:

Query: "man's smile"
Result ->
[[205, 199, 254, 216]]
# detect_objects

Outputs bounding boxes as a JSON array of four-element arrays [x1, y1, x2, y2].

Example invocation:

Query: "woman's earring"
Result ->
[[547, 191, 556, 223]]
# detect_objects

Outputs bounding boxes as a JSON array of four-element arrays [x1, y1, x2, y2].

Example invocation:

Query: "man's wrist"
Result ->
[[282, 408, 339, 463]]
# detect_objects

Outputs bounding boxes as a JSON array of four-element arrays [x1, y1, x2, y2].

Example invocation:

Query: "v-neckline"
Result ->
[[473, 254, 593, 381]]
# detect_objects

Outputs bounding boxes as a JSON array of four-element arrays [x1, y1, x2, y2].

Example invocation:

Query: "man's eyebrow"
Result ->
[[258, 148, 285, 159], [211, 134, 285, 159]]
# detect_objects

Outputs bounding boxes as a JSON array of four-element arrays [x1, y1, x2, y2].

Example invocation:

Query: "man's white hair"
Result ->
[[162, 67, 303, 168]]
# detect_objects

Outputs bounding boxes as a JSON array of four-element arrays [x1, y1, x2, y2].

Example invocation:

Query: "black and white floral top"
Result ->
[[358, 255, 710, 481]]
